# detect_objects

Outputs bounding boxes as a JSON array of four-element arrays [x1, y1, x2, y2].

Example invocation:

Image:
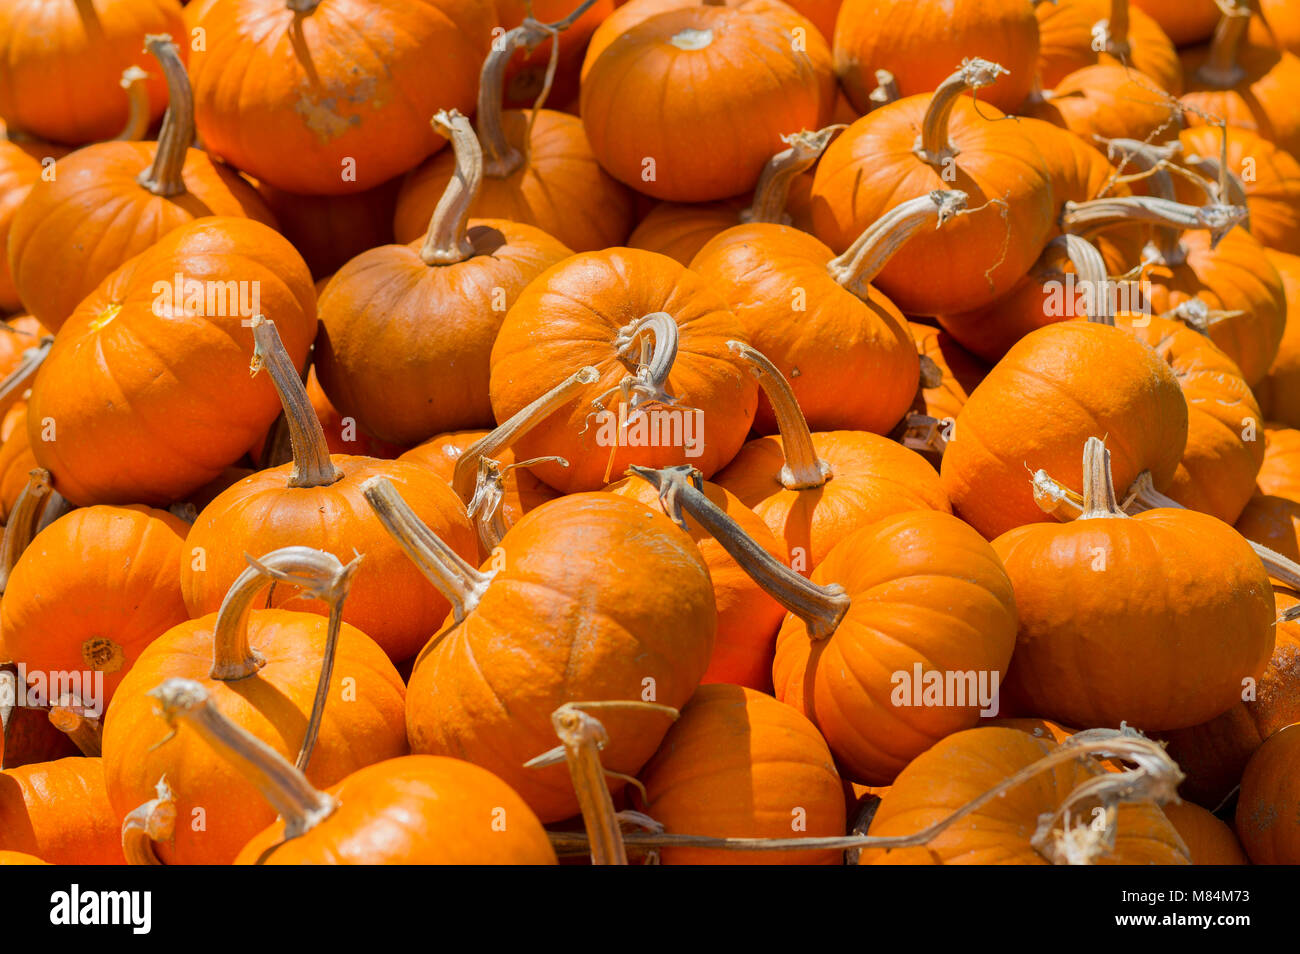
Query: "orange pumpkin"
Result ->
[[0, 757, 124, 864], [495, 0, 614, 109], [1035, 0, 1182, 94], [257, 177, 402, 281], [1236, 722, 1300, 863], [1254, 250, 1300, 427], [1161, 801, 1248, 864], [0, 142, 46, 311], [1027, 64, 1181, 145], [1250, 0, 1300, 54], [1254, 424, 1300, 500], [1131, 0, 1220, 45], [908, 321, 989, 429]]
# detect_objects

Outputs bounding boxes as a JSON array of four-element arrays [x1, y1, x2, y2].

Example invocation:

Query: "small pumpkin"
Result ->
[[1131, 0, 1221, 45], [1235, 721, 1300, 863], [0, 143, 47, 311], [495, 0, 615, 109], [1035, 0, 1182, 94], [1161, 801, 1248, 864], [1249, 0, 1300, 54], [0, 757, 124, 864], [907, 321, 989, 430], [1025, 64, 1181, 144], [257, 177, 402, 282], [1253, 250, 1300, 427]]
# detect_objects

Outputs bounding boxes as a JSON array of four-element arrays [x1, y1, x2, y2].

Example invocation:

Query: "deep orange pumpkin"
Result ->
[[0, 757, 124, 864], [1131, 0, 1220, 45], [1026, 64, 1181, 144], [1035, 0, 1182, 94], [1236, 722, 1300, 863]]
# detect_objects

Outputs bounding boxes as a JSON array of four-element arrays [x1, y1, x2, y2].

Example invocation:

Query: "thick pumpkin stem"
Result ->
[[0, 468, 51, 594], [1198, 0, 1252, 89], [249, 316, 341, 489], [467, 455, 566, 552], [1098, 138, 1186, 261], [741, 125, 845, 224], [1054, 234, 1114, 324], [150, 678, 337, 839], [726, 341, 831, 490], [826, 190, 970, 297], [48, 694, 102, 756], [136, 36, 192, 197], [914, 58, 1008, 167], [421, 110, 483, 266], [868, 69, 900, 109], [452, 366, 599, 503], [362, 477, 495, 623], [121, 776, 176, 866], [0, 335, 53, 409], [116, 66, 151, 142], [1077, 437, 1128, 520], [286, 0, 322, 12], [1061, 196, 1247, 266], [1101, 0, 1132, 55], [629, 464, 851, 638]]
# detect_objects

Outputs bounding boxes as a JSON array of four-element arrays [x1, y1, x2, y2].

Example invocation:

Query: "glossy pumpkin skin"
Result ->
[[834, 0, 1039, 115], [580, 0, 834, 202], [1236, 722, 1300, 864], [1027, 64, 1180, 144], [1160, 800, 1248, 864], [772, 510, 1019, 784], [487, 248, 758, 493], [183, 459, 477, 665], [941, 322, 1189, 540], [236, 755, 557, 865], [0, 142, 45, 310], [8, 140, 275, 333], [691, 223, 919, 436], [0, 850, 47, 864], [1254, 250, 1300, 427], [257, 177, 401, 281], [1131, 0, 1220, 46], [860, 727, 1189, 865], [810, 94, 1055, 316], [1181, 43, 1300, 162], [102, 609, 409, 865], [1142, 226, 1286, 387], [317, 221, 571, 446], [188, 0, 494, 194], [0, 758, 125, 864], [0, 0, 182, 145], [1, 505, 189, 707], [607, 477, 788, 690], [25, 218, 316, 506], [406, 494, 715, 823], [395, 110, 634, 254], [993, 499, 1274, 732], [1035, 0, 1182, 94], [637, 684, 846, 864], [1160, 587, 1300, 807], [715, 431, 951, 573]]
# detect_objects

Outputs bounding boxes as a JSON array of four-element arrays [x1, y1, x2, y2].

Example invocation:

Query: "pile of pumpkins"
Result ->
[[0, 0, 1299, 866]]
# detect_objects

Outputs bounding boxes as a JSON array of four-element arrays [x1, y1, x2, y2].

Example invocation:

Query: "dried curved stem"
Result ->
[[150, 679, 337, 840], [421, 110, 482, 265], [250, 316, 341, 489], [116, 66, 151, 142], [48, 694, 102, 756], [591, 313, 682, 415], [0, 468, 51, 594], [1198, 0, 1251, 89], [629, 464, 850, 638], [915, 59, 1008, 166], [467, 454, 565, 551], [741, 125, 844, 224], [452, 366, 598, 503], [1077, 437, 1128, 519], [362, 477, 494, 623], [136, 36, 192, 197], [726, 341, 830, 490], [826, 191, 969, 297], [1061, 196, 1247, 263], [121, 777, 175, 865]]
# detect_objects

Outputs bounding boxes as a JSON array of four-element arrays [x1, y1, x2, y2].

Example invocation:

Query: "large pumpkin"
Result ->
[[187, 0, 495, 194]]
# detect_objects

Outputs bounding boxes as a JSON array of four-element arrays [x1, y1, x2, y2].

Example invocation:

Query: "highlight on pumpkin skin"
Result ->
[[120, 776, 176, 866]]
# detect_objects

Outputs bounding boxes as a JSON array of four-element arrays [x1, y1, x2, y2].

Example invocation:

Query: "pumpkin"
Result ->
[[810, 60, 1056, 316], [1035, 0, 1182, 94], [25, 217, 316, 506], [1160, 585, 1300, 807], [0, 504, 189, 707], [1254, 424, 1300, 501], [580, 0, 834, 202], [7, 36, 275, 333], [0, 850, 46, 865], [1253, 250, 1300, 426], [102, 546, 410, 865], [0, 315, 49, 426], [1236, 721, 1300, 863], [254, 366, 409, 465], [608, 473, 787, 690], [187, 0, 495, 194], [1131, 0, 1221, 45], [692, 191, 966, 436], [0, 757, 124, 864], [1235, 492, 1300, 560], [487, 248, 758, 492], [834, 0, 1039, 115], [1250, 0, 1300, 54], [1180, 0, 1300, 161], [257, 177, 402, 281], [0, 143, 46, 311], [908, 321, 989, 430], [496, 0, 615, 110], [0, 0, 182, 145], [635, 683, 846, 864], [994, 437, 1275, 732], [394, 16, 634, 254], [365, 477, 715, 822], [1025, 64, 1181, 145], [860, 727, 1189, 864], [181, 316, 478, 664], [627, 125, 841, 266], [318, 111, 573, 446], [1161, 801, 1248, 864]]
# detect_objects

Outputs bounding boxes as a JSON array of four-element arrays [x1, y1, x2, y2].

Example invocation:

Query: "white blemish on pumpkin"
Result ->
[[671, 28, 713, 50]]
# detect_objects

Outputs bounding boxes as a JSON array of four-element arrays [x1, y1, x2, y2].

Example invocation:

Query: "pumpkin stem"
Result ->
[[1053, 233, 1114, 324], [48, 694, 102, 756], [726, 341, 831, 490], [1076, 437, 1128, 520], [0, 468, 51, 594], [1101, 0, 1132, 55], [420, 110, 483, 266], [1162, 297, 1243, 334], [868, 69, 900, 110], [362, 476, 495, 623], [826, 190, 969, 296], [588, 313, 685, 416], [1060, 196, 1247, 266], [121, 776, 176, 866], [467, 454, 567, 552], [115, 66, 151, 141], [914, 58, 1008, 167], [741, 125, 845, 224], [286, 0, 322, 12], [452, 366, 599, 503], [249, 316, 342, 489], [136, 36, 192, 198], [898, 411, 950, 454], [0, 335, 53, 409], [149, 678, 337, 839], [629, 464, 851, 638], [209, 545, 359, 696], [1097, 138, 1186, 260], [1198, 0, 1252, 89]]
